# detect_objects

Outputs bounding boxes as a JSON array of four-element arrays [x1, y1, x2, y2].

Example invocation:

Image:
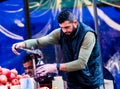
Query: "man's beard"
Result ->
[[63, 28, 77, 40], [69, 28, 76, 37], [66, 27, 76, 37]]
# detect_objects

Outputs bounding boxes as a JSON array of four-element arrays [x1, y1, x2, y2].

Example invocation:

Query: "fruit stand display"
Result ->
[[0, 66, 30, 89], [0, 66, 65, 89]]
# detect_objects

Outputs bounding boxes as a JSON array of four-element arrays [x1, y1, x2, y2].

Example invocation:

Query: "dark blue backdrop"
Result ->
[[0, 0, 120, 89]]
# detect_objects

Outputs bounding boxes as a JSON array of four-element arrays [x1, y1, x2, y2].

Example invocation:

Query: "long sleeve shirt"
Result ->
[[24, 28, 95, 72]]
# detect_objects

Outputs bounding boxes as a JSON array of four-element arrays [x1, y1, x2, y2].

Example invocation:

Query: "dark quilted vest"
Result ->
[[59, 22, 103, 88]]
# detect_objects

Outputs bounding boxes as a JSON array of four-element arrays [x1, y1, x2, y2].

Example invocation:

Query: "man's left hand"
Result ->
[[36, 64, 57, 76]]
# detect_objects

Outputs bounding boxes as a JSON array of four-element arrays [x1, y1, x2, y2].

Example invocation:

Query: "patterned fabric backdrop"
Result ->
[[0, 0, 120, 88]]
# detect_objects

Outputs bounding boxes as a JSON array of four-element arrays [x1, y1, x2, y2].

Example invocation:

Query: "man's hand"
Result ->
[[36, 64, 57, 76], [11, 42, 26, 55]]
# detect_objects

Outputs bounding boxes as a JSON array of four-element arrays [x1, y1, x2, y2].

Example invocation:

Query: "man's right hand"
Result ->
[[11, 42, 26, 55]]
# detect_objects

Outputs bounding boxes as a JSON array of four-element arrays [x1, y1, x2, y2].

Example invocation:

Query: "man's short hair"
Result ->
[[23, 54, 33, 63], [57, 10, 76, 24], [23, 54, 39, 65]]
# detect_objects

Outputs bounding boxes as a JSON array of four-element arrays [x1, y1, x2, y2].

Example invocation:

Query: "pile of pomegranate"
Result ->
[[0, 66, 30, 89]]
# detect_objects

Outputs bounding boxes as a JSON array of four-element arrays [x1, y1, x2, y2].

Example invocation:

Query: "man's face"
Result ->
[[23, 60, 34, 77], [59, 20, 78, 35]]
